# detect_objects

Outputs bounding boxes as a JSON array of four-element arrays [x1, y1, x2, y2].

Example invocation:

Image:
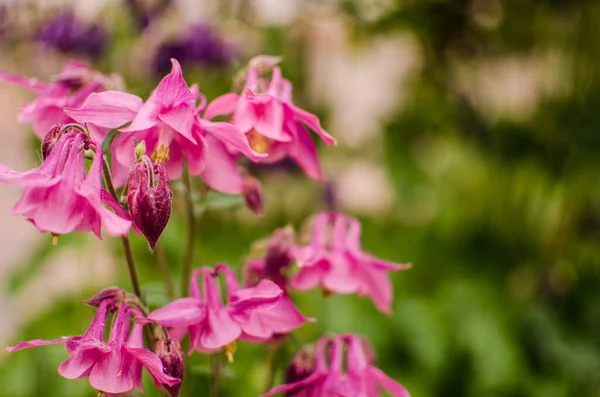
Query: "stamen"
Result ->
[[224, 340, 237, 363], [247, 129, 272, 154], [152, 145, 170, 163], [51, 234, 60, 246]]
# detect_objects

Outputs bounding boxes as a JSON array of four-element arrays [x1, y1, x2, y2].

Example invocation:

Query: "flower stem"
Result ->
[[264, 343, 282, 392], [156, 243, 176, 300], [101, 157, 143, 299], [181, 164, 196, 297], [210, 352, 223, 397]]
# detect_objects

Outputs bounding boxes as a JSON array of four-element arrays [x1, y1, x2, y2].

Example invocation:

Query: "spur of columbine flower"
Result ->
[[243, 227, 314, 341], [0, 61, 121, 139], [0, 124, 131, 239], [5, 297, 180, 394], [290, 212, 412, 314], [66, 58, 266, 191], [204, 55, 336, 180], [263, 334, 410, 397], [143, 264, 282, 357]]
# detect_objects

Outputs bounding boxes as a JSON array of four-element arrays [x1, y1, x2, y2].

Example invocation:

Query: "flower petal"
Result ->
[[204, 93, 239, 120], [89, 350, 134, 393], [201, 120, 265, 161], [229, 279, 282, 318], [5, 338, 67, 352], [200, 136, 244, 194], [285, 103, 336, 145], [147, 298, 206, 328], [64, 91, 143, 128], [125, 347, 181, 387], [200, 309, 241, 349], [368, 366, 411, 397]]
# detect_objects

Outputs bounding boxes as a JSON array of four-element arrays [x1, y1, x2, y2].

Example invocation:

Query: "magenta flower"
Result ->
[[204, 56, 336, 180], [0, 126, 130, 238], [0, 61, 119, 139], [263, 334, 410, 397], [66, 58, 265, 191], [6, 300, 180, 394], [127, 154, 172, 251], [290, 212, 411, 314], [144, 264, 282, 354]]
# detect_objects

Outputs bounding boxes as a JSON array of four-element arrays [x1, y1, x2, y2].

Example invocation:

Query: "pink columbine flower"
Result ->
[[0, 125, 131, 238], [66, 58, 265, 191], [290, 212, 412, 314], [0, 60, 120, 139], [6, 299, 180, 394], [144, 264, 282, 355], [263, 334, 410, 397], [204, 56, 336, 180]]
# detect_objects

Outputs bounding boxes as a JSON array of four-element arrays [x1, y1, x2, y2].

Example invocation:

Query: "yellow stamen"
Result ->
[[51, 234, 60, 246], [224, 340, 237, 363], [152, 145, 170, 163], [247, 129, 273, 154], [322, 288, 333, 297]]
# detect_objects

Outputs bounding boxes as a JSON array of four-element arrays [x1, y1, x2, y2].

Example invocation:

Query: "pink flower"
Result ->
[[6, 299, 180, 394], [0, 60, 120, 139], [205, 57, 336, 180], [290, 212, 411, 314], [263, 334, 410, 397], [144, 264, 282, 354], [0, 125, 131, 238]]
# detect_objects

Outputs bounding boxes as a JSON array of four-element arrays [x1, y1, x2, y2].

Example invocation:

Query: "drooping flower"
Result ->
[[37, 11, 107, 59], [263, 334, 410, 397], [0, 61, 121, 138], [204, 56, 336, 180], [154, 337, 185, 397], [6, 299, 180, 394], [126, 151, 172, 251], [144, 265, 282, 355], [0, 125, 131, 238], [66, 58, 265, 190], [290, 212, 411, 314]]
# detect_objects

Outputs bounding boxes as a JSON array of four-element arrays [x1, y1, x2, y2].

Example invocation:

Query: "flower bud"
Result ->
[[242, 174, 263, 217], [41, 124, 63, 160], [155, 338, 184, 397], [83, 287, 125, 308], [127, 155, 172, 251], [285, 346, 315, 385]]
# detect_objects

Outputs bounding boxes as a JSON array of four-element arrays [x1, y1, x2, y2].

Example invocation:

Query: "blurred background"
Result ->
[[0, 0, 599, 396]]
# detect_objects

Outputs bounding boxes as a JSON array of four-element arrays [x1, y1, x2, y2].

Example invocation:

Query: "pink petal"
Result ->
[[0, 70, 46, 93], [64, 91, 143, 128], [101, 207, 132, 237], [125, 347, 181, 387], [290, 264, 326, 291], [200, 309, 241, 349], [182, 130, 208, 175], [247, 94, 288, 142], [368, 367, 411, 397], [229, 279, 282, 318], [201, 119, 265, 161], [285, 104, 336, 145], [5, 338, 67, 352], [147, 298, 206, 328], [287, 121, 325, 181], [200, 135, 244, 194], [120, 102, 160, 133], [158, 104, 197, 143], [58, 347, 104, 380], [155, 59, 195, 105], [262, 372, 325, 397], [204, 93, 239, 120], [89, 351, 134, 393]]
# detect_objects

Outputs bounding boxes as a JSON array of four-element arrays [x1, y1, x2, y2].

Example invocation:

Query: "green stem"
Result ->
[[264, 343, 282, 392], [181, 164, 196, 297], [156, 243, 176, 300], [101, 157, 143, 299], [210, 352, 223, 397]]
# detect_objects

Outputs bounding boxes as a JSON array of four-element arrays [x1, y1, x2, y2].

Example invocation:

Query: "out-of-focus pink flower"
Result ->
[[66, 59, 264, 191], [290, 212, 411, 314], [263, 334, 410, 397], [127, 154, 172, 251], [204, 56, 336, 180], [0, 61, 120, 139], [144, 265, 282, 355], [6, 300, 180, 394], [0, 126, 131, 238]]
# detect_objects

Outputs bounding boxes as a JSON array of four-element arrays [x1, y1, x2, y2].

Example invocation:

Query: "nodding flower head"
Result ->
[[127, 149, 173, 251], [154, 338, 184, 397]]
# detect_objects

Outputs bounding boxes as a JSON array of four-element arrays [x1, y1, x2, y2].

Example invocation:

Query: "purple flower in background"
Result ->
[[37, 11, 107, 59], [153, 25, 234, 76], [124, 0, 171, 30]]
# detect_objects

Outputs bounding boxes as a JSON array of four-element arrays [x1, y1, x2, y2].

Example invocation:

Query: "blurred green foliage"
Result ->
[[1, 0, 600, 396]]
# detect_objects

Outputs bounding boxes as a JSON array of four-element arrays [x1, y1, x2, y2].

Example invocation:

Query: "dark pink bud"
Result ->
[[41, 124, 86, 160], [242, 174, 263, 217], [285, 346, 315, 386], [83, 287, 126, 307], [127, 156, 172, 251], [155, 338, 184, 397]]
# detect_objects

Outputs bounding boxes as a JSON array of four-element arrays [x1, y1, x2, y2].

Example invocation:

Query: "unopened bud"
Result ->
[[134, 140, 146, 159], [285, 346, 315, 385], [83, 287, 126, 307], [155, 338, 184, 397], [41, 124, 63, 160], [127, 156, 172, 251], [242, 175, 263, 217]]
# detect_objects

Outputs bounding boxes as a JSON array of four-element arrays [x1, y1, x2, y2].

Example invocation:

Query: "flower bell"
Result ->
[[127, 144, 173, 251]]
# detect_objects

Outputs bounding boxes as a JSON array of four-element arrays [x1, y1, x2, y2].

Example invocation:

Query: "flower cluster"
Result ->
[[1, 56, 412, 396]]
